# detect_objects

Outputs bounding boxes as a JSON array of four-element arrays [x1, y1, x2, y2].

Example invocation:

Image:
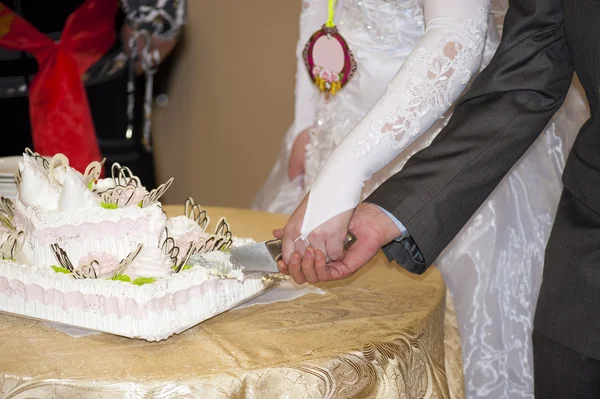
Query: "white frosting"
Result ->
[[190, 250, 244, 280], [127, 248, 173, 278], [167, 216, 203, 239], [94, 178, 116, 192], [15, 199, 165, 229], [167, 216, 207, 254]]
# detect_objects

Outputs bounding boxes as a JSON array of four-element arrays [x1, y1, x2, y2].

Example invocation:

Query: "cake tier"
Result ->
[[14, 201, 167, 267], [0, 259, 268, 340]]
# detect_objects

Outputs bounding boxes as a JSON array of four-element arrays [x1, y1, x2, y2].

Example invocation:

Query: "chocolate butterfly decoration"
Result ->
[[0, 215, 15, 232], [193, 236, 219, 254], [50, 244, 74, 272], [110, 243, 143, 279], [50, 244, 97, 279], [0, 196, 15, 232], [0, 197, 15, 219], [74, 261, 99, 280], [161, 236, 180, 265], [188, 218, 234, 255], [0, 231, 24, 261], [211, 218, 233, 250], [159, 230, 199, 273], [200, 236, 226, 254], [173, 241, 199, 273], [93, 163, 144, 208], [111, 163, 141, 188], [184, 197, 209, 231], [141, 177, 174, 208], [101, 185, 137, 207], [162, 226, 170, 244]]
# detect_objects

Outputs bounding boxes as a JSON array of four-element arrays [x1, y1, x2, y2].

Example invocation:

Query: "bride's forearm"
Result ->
[[300, 0, 491, 237]]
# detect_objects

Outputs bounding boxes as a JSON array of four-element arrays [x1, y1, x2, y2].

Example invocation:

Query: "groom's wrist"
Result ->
[[373, 205, 409, 242]]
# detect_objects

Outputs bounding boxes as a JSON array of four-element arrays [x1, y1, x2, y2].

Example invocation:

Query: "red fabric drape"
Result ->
[[0, 1, 117, 172]]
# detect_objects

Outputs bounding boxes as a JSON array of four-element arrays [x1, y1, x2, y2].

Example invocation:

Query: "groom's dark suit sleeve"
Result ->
[[366, 0, 574, 274]]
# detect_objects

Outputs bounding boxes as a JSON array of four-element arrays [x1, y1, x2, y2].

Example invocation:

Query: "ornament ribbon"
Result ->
[[326, 0, 338, 28]]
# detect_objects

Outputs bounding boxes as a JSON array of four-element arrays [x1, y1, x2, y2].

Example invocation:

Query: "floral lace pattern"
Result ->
[[338, 0, 424, 50], [354, 7, 488, 158]]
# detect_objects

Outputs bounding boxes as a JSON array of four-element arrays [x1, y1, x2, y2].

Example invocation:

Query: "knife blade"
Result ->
[[229, 232, 357, 273]]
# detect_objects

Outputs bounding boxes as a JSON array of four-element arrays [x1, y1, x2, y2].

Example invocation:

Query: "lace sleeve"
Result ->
[[300, 0, 491, 237], [286, 0, 330, 149]]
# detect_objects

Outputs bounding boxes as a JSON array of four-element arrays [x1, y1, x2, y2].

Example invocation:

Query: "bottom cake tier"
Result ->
[[0, 259, 272, 341]]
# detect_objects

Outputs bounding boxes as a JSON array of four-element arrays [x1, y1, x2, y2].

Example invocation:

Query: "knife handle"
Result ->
[[266, 232, 357, 263]]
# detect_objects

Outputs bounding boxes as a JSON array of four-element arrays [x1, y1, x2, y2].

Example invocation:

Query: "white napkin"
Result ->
[[234, 279, 325, 309], [45, 322, 100, 338]]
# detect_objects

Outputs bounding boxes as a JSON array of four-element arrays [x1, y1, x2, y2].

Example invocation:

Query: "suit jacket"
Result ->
[[367, 0, 600, 358]]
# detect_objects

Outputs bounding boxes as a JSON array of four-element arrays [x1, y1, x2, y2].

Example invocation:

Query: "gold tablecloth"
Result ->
[[0, 207, 463, 398]]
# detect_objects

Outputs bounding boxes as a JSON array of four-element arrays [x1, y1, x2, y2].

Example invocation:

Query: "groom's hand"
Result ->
[[275, 203, 401, 284]]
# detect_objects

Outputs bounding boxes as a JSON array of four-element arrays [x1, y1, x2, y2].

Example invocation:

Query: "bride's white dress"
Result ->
[[253, 0, 589, 397]]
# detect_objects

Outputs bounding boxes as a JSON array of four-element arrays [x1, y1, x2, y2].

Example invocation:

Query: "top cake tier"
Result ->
[[10, 151, 171, 268]]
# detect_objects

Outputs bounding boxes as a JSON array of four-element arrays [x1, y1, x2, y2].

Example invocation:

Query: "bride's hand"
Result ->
[[274, 195, 309, 268], [274, 195, 355, 281], [288, 129, 310, 182]]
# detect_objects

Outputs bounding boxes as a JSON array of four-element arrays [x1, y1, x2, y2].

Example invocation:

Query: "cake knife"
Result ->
[[229, 232, 357, 273]]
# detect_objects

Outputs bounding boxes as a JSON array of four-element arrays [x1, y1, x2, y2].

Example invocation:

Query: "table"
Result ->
[[0, 206, 463, 398]]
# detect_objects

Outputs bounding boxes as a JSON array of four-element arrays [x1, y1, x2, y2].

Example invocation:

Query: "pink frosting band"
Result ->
[[0, 275, 237, 320], [30, 218, 155, 245]]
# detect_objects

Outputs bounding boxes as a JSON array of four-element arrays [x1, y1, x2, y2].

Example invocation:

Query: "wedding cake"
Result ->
[[0, 150, 272, 340]]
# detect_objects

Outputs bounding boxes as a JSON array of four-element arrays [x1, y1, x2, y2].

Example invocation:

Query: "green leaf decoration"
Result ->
[[87, 180, 94, 190], [110, 274, 131, 283], [220, 247, 231, 253], [101, 202, 118, 210], [132, 277, 156, 286], [109, 275, 155, 285], [171, 263, 193, 271], [51, 266, 71, 274]]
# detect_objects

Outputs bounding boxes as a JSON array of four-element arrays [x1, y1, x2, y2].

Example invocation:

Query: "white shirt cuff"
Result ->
[[376, 206, 409, 242]]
